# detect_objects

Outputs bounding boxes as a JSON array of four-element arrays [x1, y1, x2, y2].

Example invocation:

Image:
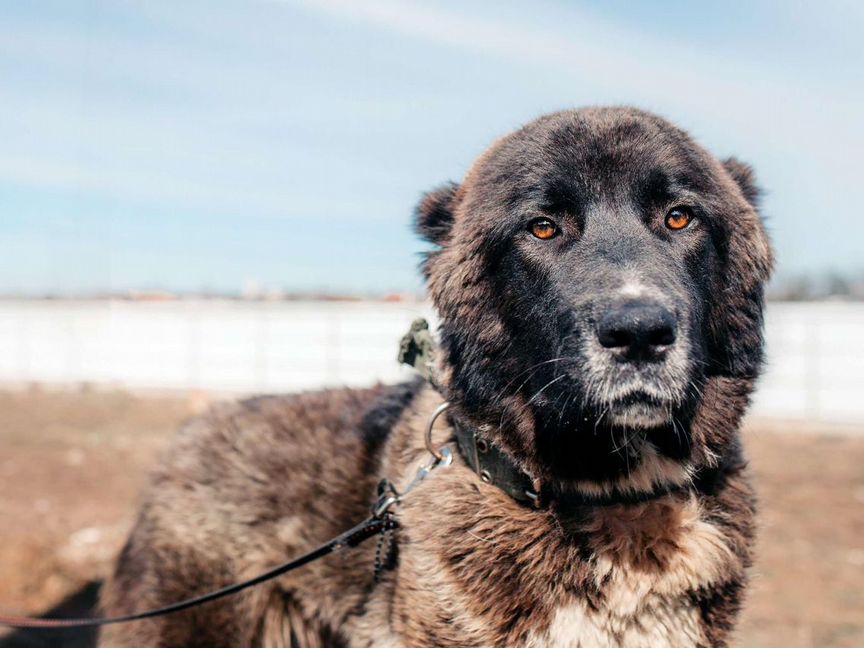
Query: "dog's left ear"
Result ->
[[415, 182, 460, 245], [722, 157, 761, 208]]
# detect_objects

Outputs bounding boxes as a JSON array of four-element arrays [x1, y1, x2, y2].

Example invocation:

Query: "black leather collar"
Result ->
[[452, 418, 544, 508], [451, 415, 691, 510]]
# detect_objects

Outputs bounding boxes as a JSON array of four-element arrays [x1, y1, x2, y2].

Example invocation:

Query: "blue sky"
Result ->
[[1, 0, 862, 295]]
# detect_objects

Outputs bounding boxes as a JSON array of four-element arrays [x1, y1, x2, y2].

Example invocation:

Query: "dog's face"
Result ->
[[418, 108, 773, 487]]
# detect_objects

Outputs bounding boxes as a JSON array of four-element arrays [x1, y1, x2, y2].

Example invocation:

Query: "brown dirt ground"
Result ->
[[0, 388, 862, 647]]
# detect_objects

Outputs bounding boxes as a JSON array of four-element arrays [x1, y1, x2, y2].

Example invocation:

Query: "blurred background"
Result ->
[[0, 1, 862, 647]]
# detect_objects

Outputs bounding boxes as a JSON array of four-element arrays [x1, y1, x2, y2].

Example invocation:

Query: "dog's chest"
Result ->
[[533, 599, 702, 648], [525, 499, 733, 648]]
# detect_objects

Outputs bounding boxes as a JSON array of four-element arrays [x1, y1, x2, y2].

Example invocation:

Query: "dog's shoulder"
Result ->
[[100, 380, 428, 647], [103, 381, 427, 578]]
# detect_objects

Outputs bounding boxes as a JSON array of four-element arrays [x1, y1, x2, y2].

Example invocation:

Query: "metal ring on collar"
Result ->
[[424, 401, 451, 462]]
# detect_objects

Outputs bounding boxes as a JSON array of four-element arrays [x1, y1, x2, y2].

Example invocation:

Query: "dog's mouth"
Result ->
[[606, 390, 673, 429], [574, 326, 694, 431]]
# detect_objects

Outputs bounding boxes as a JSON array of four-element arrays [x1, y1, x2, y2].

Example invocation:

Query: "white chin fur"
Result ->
[[608, 402, 671, 428]]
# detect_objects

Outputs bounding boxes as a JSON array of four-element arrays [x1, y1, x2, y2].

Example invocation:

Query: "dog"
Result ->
[[99, 107, 774, 647]]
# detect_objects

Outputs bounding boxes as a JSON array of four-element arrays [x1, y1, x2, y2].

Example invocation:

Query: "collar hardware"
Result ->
[[454, 418, 545, 509]]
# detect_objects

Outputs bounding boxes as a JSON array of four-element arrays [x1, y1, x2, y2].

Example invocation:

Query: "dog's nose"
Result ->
[[597, 301, 677, 360]]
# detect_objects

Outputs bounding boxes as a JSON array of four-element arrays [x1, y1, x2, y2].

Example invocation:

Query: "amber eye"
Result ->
[[528, 217, 558, 240], [664, 207, 693, 231]]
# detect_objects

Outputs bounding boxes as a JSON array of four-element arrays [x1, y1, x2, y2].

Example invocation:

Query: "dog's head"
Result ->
[[417, 107, 773, 491]]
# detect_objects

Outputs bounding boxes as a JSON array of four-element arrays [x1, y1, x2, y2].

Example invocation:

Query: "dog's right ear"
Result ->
[[414, 182, 459, 245]]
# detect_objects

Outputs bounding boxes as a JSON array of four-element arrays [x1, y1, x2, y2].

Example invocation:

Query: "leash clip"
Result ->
[[371, 445, 453, 519], [371, 399, 454, 519], [372, 480, 400, 518], [402, 446, 453, 498]]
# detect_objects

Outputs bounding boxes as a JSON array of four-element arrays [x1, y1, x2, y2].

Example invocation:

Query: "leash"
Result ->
[[0, 516, 395, 630], [0, 440, 454, 630]]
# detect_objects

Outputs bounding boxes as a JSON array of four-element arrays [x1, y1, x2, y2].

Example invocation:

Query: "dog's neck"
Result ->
[[397, 321, 710, 509], [447, 408, 699, 510]]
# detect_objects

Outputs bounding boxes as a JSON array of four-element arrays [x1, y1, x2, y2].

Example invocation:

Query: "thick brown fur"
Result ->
[[100, 107, 773, 647]]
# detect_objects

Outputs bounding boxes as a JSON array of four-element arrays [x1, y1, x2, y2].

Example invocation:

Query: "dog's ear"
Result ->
[[722, 157, 761, 208], [415, 182, 459, 245]]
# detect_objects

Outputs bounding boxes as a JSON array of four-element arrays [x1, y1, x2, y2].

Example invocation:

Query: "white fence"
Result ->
[[0, 300, 861, 423], [752, 302, 863, 422]]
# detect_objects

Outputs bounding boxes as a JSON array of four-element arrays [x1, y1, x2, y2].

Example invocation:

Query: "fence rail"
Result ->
[[0, 300, 861, 423]]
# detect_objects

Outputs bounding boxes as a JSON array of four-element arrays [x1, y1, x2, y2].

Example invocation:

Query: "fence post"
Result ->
[[187, 301, 201, 390], [326, 306, 340, 384], [255, 304, 269, 392], [803, 316, 820, 420]]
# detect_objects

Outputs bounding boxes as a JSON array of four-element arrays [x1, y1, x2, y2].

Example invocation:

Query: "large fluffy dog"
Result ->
[[100, 107, 773, 647]]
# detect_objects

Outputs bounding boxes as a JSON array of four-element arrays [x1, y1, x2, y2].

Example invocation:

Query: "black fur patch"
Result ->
[[356, 377, 424, 472]]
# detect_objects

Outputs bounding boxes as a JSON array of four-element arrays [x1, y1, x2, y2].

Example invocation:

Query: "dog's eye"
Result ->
[[528, 217, 558, 240], [664, 207, 693, 231]]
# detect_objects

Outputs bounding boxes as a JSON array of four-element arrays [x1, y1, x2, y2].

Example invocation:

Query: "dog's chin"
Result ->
[[606, 396, 673, 429]]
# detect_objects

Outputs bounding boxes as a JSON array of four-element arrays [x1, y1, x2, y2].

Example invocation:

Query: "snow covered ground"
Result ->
[[0, 300, 860, 422]]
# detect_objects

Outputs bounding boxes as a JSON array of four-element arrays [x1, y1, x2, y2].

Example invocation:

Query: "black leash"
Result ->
[[0, 514, 396, 630], [0, 444, 454, 631]]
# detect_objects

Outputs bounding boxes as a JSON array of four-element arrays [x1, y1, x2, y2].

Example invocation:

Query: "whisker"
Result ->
[[671, 416, 683, 445], [593, 406, 609, 437], [496, 357, 577, 433], [497, 374, 569, 436], [610, 426, 642, 454], [526, 374, 567, 406], [557, 393, 575, 432], [502, 357, 573, 393]]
